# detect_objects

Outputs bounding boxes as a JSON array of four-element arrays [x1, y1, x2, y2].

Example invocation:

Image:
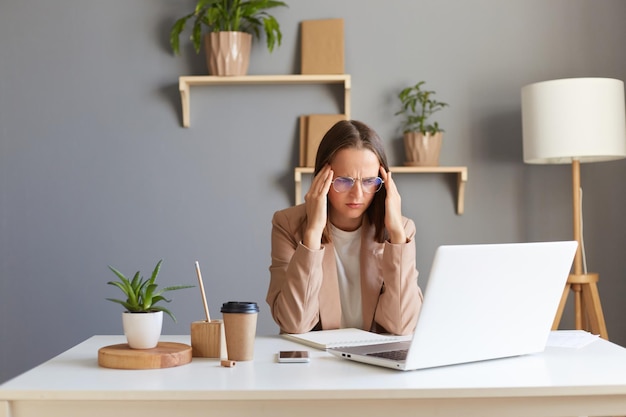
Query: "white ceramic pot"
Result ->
[[122, 311, 163, 349]]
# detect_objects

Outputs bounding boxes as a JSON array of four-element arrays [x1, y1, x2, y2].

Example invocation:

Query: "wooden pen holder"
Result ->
[[191, 319, 227, 359]]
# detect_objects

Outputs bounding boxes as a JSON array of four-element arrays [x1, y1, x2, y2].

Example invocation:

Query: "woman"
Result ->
[[267, 120, 422, 335]]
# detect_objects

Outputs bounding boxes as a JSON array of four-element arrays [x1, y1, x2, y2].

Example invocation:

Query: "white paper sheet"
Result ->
[[547, 330, 600, 349]]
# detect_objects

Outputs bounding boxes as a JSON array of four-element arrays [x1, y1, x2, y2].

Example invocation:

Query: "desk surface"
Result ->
[[2, 334, 626, 417]]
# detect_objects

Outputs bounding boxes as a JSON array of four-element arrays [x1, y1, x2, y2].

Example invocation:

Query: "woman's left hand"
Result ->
[[380, 166, 407, 244]]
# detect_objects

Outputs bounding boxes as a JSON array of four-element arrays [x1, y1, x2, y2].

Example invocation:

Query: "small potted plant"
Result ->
[[169, 0, 288, 76], [106, 260, 194, 349], [395, 81, 449, 166]]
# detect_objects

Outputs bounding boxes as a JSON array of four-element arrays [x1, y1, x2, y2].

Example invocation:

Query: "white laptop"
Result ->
[[328, 241, 577, 371]]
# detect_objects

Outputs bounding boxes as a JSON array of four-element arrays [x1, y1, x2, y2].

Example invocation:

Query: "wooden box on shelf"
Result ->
[[299, 114, 347, 167], [301, 19, 345, 75]]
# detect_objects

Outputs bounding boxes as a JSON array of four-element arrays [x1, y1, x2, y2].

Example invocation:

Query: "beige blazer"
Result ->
[[267, 204, 423, 335]]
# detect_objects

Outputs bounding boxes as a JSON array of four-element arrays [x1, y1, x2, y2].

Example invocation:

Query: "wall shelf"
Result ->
[[177, 74, 467, 214], [178, 74, 351, 127], [294, 166, 468, 215]]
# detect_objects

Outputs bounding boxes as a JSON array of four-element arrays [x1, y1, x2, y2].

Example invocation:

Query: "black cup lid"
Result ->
[[221, 301, 259, 314]]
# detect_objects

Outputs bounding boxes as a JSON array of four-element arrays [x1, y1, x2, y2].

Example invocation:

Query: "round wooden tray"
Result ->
[[98, 342, 192, 370]]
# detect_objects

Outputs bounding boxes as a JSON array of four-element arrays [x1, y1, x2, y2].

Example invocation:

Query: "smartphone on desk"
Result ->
[[278, 350, 310, 363]]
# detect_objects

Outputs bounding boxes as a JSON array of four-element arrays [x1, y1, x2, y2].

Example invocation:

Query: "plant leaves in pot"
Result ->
[[395, 81, 449, 166], [169, 0, 288, 76], [106, 260, 194, 349]]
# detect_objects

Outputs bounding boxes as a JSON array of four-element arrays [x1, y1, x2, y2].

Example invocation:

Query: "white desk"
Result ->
[[2, 334, 626, 417]]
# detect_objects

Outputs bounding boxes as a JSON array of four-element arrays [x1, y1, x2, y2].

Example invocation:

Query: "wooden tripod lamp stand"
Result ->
[[521, 77, 626, 340]]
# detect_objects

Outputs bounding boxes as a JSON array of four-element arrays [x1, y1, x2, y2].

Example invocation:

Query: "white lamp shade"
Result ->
[[521, 77, 626, 164]]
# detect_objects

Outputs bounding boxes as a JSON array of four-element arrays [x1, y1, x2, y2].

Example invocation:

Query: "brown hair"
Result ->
[[314, 120, 390, 243]]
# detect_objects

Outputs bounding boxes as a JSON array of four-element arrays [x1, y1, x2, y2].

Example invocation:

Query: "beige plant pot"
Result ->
[[403, 131, 443, 166], [204, 31, 252, 76]]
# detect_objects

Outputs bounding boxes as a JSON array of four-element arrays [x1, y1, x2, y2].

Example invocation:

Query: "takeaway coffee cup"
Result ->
[[220, 301, 259, 361]]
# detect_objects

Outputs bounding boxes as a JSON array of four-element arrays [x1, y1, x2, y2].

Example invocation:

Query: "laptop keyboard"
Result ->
[[367, 349, 408, 361]]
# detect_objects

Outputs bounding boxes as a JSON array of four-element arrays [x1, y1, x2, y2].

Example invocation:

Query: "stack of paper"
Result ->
[[282, 328, 412, 350]]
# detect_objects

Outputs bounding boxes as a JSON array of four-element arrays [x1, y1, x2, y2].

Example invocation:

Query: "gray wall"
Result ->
[[1, 0, 626, 383]]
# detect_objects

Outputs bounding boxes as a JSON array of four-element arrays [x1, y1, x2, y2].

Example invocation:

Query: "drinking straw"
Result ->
[[194, 261, 211, 322]]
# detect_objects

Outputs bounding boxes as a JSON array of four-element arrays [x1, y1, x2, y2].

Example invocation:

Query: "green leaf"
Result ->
[[151, 306, 177, 322], [107, 266, 139, 307], [105, 297, 127, 306], [148, 260, 162, 286], [107, 265, 129, 284], [169, 14, 194, 55], [106, 280, 128, 293], [263, 16, 281, 52], [161, 284, 196, 292], [105, 260, 193, 322], [150, 295, 171, 305], [130, 271, 141, 291], [196, 0, 218, 14], [105, 298, 135, 312], [191, 19, 203, 53], [143, 283, 158, 310]]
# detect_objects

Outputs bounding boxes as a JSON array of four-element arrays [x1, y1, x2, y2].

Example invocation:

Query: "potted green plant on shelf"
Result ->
[[106, 260, 194, 349], [170, 0, 288, 76], [395, 81, 449, 166]]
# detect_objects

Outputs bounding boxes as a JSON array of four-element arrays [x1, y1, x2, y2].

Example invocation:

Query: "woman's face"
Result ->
[[328, 147, 380, 231]]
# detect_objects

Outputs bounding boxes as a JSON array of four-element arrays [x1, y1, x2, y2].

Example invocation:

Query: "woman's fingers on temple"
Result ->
[[323, 168, 333, 191], [311, 166, 328, 191], [382, 168, 395, 190]]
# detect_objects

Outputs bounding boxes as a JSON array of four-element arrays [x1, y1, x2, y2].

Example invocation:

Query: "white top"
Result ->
[[2, 334, 626, 417], [2, 334, 626, 394], [330, 224, 362, 328]]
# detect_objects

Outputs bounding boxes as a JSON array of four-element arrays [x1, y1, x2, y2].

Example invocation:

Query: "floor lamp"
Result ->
[[521, 77, 626, 340]]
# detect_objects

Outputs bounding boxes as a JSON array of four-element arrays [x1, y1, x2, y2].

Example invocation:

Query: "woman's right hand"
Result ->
[[303, 164, 333, 249]]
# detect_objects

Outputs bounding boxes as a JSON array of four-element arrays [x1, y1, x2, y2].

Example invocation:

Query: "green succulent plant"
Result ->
[[169, 0, 288, 55], [396, 81, 449, 135], [106, 260, 194, 322]]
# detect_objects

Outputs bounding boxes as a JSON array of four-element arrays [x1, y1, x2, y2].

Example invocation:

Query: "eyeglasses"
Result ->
[[331, 176, 384, 193]]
